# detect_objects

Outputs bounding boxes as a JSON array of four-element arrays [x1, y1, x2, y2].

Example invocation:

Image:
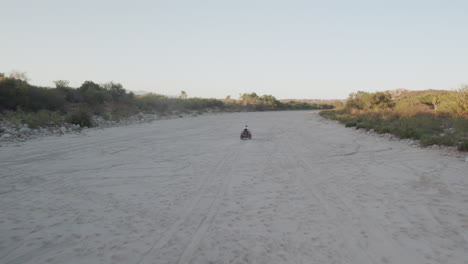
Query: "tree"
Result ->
[[79, 81, 108, 105], [259, 94, 281, 109], [346, 91, 393, 111], [9, 70, 29, 82], [370, 92, 394, 109], [419, 94, 440, 111], [0, 78, 19, 110], [345, 91, 368, 110], [179, 90, 188, 99], [79, 81, 101, 93], [239, 92, 260, 105], [103, 82, 126, 101], [54, 80, 69, 88]]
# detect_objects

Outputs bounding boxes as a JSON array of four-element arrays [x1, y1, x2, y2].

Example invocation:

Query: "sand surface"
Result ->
[[1, 111, 467, 264]]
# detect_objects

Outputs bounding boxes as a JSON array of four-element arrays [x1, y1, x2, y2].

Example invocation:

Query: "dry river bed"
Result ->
[[0, 111, 467, 264]]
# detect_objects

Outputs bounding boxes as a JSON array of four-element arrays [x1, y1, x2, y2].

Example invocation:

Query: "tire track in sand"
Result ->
[[281, 123, 421, 264], [137, 150, 238, 264], [174, 151, 239, 264]]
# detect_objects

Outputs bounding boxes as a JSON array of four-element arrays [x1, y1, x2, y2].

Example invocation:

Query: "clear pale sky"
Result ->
[[2, 0, 468, 99]]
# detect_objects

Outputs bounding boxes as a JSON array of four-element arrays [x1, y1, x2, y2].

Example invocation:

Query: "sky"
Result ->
[[2, 0, 468, 99]]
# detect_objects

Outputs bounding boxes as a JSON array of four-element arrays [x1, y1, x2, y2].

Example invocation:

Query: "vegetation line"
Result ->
[[0, 73, 333, 130], [320, 88, 468, 151]]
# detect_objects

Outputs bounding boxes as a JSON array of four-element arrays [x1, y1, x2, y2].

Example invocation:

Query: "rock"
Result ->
[[382, 133, 393, 140], [1, 133, 11, 139], [59, 126, 67, 134], [19, 127, 32, 134]]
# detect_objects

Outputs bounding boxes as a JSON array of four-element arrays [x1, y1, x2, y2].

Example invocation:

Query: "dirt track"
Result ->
[[1, 111, 467, 264]]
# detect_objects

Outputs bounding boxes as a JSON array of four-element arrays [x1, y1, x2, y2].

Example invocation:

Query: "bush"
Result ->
[[355, 123, 366, 129], [137, 95, 170, 113], [345, 91, 393, 111], [30, 110, 63, 128], [2, 110, 63, 128], [458, 140, 468, 151], [110, 105, 139, 120], [345, 120, 357, 127], [420, 135, 457, 147], [58, 87, 82, 103], [0, 78, 66, 111], [79, 81, 110, 105], [27, 87, 66, 111], [67, 109, 93, 127], [103, 82, 127, 102], [321, 92, 468, 151], [452, 87, 468, 117]]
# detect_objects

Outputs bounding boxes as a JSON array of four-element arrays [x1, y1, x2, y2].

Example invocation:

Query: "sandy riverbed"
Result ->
[[1, 111, 467, 264]]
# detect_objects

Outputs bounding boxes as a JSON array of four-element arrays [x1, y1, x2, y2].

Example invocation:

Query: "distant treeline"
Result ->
[[320, 89, 468, 151], [0, 73, 334, 127]]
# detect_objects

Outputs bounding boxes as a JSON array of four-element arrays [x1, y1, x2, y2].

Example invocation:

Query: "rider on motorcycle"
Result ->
[[241, 125, 252, 139]]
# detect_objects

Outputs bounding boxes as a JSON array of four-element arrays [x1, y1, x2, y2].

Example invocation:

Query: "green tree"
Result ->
[[345, 91, 368, 110], [79, 81, 109, 105], [419, 94, 439, 110], [370, 92, 394, 109], [0, 78, 19, 110], [259, 94, 281, 110], [103, 82, 126, 101], [346, 91, 393, 111]]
